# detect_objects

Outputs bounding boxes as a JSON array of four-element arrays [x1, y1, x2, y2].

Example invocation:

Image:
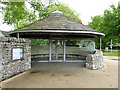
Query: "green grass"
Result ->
[[103, 51, 120, 56]]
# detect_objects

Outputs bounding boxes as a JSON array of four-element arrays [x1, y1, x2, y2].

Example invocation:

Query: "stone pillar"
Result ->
[[86, 50, 104, 70]]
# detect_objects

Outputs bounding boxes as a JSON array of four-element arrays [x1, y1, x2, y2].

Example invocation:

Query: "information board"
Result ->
[[12, 47, 23, 60]]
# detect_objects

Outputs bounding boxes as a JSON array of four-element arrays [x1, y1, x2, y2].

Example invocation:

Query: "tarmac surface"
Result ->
[[1, 56, 119, 88]]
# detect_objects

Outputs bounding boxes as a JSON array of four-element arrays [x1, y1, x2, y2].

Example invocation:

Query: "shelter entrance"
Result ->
[[50, 39, 64, 62], [31, 39, 66, 62], [31, 38, 93, 62]]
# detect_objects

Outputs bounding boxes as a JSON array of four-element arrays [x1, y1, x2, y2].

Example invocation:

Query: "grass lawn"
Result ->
[[103, 51, 120, 56]]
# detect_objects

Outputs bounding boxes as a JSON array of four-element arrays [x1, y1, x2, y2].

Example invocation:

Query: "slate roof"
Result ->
[[9, 11, 105, 39], [21, 11, 94, 31], [0, 30, 9, 37]]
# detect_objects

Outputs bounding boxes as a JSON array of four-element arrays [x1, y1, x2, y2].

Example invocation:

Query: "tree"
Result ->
[[103, 5, 118, 45], [1, 2, 37, 28], [88, 4, 119, 48], [88, 15, 103, 31]]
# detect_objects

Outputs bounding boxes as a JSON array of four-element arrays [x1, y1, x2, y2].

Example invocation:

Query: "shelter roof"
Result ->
[[0, 30, 9, 37], [9, 11, 105, 39]]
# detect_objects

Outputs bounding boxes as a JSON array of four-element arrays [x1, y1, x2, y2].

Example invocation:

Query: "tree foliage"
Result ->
[[88, 4, 119, 48], [1, 2, 37, 28]]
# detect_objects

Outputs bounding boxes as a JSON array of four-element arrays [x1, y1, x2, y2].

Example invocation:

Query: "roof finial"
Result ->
[[52, 10, 63, 16]]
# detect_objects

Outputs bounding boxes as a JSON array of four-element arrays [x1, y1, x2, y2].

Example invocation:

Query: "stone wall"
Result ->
[[86, 50, 104, 70], [0, 37, 31, 81]]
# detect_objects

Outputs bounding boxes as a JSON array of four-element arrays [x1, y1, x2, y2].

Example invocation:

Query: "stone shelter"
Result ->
[[9, 11, 105, 69], [0, 11, 105, 81]]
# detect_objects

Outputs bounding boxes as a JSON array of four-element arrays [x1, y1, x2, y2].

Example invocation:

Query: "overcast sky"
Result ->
[[0, 0, 119, 31], [59, 0, 119, 24]]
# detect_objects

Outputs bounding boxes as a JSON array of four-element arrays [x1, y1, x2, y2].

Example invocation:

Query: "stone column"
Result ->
[[86, 50, 104, 70]]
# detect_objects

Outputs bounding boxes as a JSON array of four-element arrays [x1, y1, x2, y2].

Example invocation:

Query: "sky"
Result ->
[[59, 0, 119, 24], [0, 0, 119, 31]]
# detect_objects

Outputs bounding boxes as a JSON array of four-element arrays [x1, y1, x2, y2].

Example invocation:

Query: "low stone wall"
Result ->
[[0, 37, 31, 81], [86, 50, 104, 70]]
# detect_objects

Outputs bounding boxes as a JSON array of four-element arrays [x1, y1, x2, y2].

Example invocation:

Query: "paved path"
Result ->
[[1, 56, 118, 88]]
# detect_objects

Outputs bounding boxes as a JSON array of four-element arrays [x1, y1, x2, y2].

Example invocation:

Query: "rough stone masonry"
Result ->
[[86, 49, 104, 70], [0, 37, 31, 81]]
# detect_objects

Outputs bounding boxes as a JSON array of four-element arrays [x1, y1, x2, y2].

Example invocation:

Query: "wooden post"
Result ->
[[63, 39, 66, 62], [55, 40, 58, 60], [110, 39, 112, 52], [49, 39, 52, 62], [17, 33, 19, 39], [100, 38, 102, 51]]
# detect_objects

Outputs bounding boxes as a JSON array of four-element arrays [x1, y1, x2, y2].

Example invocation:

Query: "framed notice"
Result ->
[[12, 47, 24, 61]]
